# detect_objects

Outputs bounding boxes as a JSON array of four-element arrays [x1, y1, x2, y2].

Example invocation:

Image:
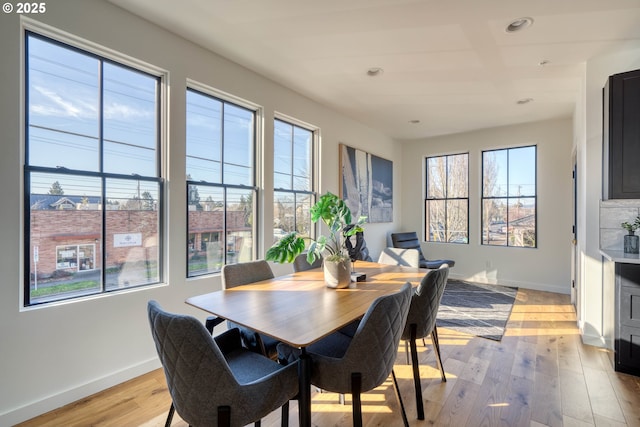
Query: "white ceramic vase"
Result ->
[[323, 258, 351, 288]]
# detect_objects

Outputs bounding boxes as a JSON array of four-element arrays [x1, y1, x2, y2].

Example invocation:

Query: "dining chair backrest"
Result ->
[[148, 300, 298, 427], [312, 282, 412, 393], [390, 232, 428, 264], [221, 260, 279, 359], [401, 265, 450, 340], [377, 247, 420, 268], [293, 252, 323, 272], [148, 300, 244, 426], [222, 260, 274, 289]]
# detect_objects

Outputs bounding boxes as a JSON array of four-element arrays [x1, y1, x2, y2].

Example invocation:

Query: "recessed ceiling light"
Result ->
[[367, 67, 384, 77], [408, 119, 421, 124], [505, 17, 534, 33], [517, 98, 534, 105]]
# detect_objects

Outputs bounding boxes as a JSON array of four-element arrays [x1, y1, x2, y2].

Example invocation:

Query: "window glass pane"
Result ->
[[188, 185, 225, 276], [186, 90, 222, 182], [27, 35, 100, 171], [274, 120, 292, 181], [447, 154, 468, 198], [427, 156, 445, 199], [226, 188, 254, 264], [295, 193, 313, 237], [223, 104, 253, 186], [482, 198, 507, 246], [425, 200, 446, 242], [508, 197, 536, 247], [25, 33, 162, 306], [105, 178, 159, 290], [425, 153, 468, 243], [274, 191, 295, 238], [447, 199, 468, 243], [29, 172, 102, 304], [483, 150, 507, 197], [508, 146, 536, 197], [293, 127, 312, 192], [103, 62, 158, 176], [274, 172, 291, 190]]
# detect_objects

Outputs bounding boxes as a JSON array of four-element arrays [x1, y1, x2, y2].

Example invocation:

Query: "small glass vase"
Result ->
[[624, 233, 639, 254]]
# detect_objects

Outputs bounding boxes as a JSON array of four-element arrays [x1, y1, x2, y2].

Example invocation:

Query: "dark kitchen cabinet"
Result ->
[[614, 263, 640, 376], [603, 69, 640, 200]]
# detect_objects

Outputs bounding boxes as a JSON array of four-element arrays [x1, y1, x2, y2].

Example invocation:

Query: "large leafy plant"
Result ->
[[266, 192, 366, 264]]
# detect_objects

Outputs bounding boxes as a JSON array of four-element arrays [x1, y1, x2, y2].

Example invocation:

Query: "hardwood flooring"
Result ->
[[16, 288, 640, 427]]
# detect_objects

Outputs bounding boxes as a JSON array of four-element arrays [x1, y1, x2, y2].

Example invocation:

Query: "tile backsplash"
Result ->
[[600, 200, 640, 250]]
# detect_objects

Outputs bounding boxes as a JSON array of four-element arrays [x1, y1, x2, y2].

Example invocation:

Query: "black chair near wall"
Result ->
[[147, 301, 298, 427], [391, 231, 455, 269]]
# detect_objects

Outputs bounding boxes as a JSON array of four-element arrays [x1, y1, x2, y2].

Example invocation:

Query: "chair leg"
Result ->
[[391, 370, 410, 427], [351, 372, 363, 427], [254, 420, 261, 427], [280, 401, 289, 427], [218, 405, 231, 427], [431, 325, 447, 382], [409, 324, 424, 420], [165, 403, 175, 427]]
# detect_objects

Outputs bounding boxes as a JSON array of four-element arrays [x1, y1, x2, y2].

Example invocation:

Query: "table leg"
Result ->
[[298, 348, 311, 427]]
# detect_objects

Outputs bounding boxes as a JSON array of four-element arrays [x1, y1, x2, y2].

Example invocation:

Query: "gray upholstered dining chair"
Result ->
[[147, 300, 299, 427], [391, 231, 455, 269], [277, 283, 413, 427], [222, 260, 280, 360], [401, 265, 450, 420], [292, 252, 323, 272], [377, 247, 420, 268]]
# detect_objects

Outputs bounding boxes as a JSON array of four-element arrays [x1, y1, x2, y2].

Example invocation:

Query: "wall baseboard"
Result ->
[[448, 272, 571, 295], [0, 358, 161, 426]]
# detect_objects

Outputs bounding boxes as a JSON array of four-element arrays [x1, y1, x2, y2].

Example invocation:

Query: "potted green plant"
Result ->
[[266, 192, 366, 288], [621, 216, 640, 254]]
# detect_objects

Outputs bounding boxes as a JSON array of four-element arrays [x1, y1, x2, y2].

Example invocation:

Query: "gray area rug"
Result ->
[[436, 279, 518, 341]]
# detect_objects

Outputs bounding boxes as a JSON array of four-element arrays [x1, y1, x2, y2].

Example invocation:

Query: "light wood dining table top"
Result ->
[[185, 261, 427, 348]]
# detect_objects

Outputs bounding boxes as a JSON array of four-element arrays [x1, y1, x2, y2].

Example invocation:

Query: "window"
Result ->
[[25, 31, 163, 306], [273, 118, 315, 242], [482, 145, 536, 247], [186, 88, 257, 277], [425, 153, 469, 243]]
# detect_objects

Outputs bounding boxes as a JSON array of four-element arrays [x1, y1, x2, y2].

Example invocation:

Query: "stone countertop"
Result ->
[[600, 249, 640, 264]]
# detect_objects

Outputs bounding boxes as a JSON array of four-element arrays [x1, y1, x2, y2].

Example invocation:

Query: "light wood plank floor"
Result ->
[[17, 288, 640, 427]]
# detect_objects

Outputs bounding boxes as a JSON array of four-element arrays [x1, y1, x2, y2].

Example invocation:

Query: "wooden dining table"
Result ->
[[185, 260, 427, 427]]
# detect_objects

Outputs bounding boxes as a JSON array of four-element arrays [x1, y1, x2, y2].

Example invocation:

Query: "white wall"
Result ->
[[0, 1, 400, 423], [574, 45, 640, 346], [399, 118, 573, 294]]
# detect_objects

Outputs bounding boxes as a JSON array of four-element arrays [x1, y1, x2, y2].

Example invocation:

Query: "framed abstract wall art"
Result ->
[[339, 143, 393, 223]]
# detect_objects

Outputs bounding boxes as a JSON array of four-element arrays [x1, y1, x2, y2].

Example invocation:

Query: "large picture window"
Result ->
[[425, 153, 469, 243], [273, 118, 315, 242], [25, 31, 163, 306], [482, 145, 537, 247], [186, 88, 257, 277]]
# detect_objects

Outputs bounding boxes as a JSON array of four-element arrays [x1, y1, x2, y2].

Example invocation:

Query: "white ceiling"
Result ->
[[109, 0, 640, 140]]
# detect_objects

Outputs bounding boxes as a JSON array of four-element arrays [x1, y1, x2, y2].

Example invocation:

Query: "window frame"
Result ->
[[23, 27, 167, 307], [481, 145, 537, 248], [185, 84, 261, 278], [273, 115, 318, 242], [424, 152, 469, 244]]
